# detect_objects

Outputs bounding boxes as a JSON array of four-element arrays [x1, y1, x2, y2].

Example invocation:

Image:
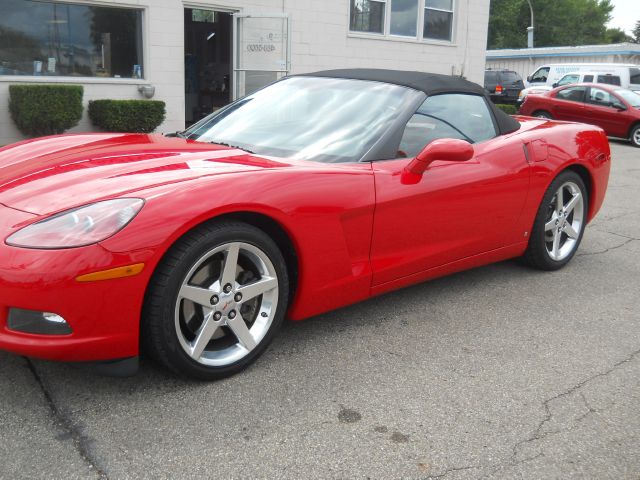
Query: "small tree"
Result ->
[[604, 27, 632, 43], [633, 20, 640, 43], [88, 100, 166, 133], [9, 85, 83, 137]]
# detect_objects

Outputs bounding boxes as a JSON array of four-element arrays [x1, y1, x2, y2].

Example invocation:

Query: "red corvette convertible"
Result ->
[[519, 83, 640, 147], [0, 70, 610, 379]]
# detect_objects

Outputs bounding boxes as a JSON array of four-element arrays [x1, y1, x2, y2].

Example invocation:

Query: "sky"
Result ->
[[608, 0, 638, 35]]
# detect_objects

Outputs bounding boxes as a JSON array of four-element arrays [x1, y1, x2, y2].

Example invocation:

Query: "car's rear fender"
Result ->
[[513, 123, 610, 233]]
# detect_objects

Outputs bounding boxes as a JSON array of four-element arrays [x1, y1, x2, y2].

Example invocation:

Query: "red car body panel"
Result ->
[[0, 119, 610, 363], [370, 133, 531, 286], [519, 83, 640, 140]]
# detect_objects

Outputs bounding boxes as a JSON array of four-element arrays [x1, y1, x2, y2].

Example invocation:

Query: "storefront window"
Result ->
[[0, 0, 144, 78]]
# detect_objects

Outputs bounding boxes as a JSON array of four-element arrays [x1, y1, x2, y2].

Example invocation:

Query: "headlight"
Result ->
[[6, 198, 144, 249]]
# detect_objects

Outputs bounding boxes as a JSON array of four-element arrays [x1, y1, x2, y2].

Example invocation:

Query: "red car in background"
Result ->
[[519, 83, 640, 147]]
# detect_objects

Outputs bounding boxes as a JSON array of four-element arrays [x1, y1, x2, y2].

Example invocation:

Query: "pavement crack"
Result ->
[[575, 393, 598, 423], [511, 348, 640, 462], [577, 237, 637, 257], [426, 464, 480, 479], [592, 209, 640, 223], [25, 358, 108, 479], [592, 228, 640, 241]]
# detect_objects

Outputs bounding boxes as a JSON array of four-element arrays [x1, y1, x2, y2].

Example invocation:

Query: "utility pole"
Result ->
[[526, 0, 534, 48]]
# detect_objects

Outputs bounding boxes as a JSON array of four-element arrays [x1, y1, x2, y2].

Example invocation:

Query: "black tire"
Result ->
[[630, 124, 640, 148], [523, 170, 588, 271], [533, 110, 553, 119], [142, 220, 289, 380]]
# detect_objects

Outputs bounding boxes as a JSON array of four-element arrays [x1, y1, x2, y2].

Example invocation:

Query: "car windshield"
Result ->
[[615, 89, 640, 108], [184, 76, 422, 163]]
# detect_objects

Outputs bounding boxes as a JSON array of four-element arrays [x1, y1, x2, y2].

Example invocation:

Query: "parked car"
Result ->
[[519, 63, 640, 103], [484, 69, 524, 104], [519, 83, 640, 147], [0, 69, 611, 379], [518, 71, 624, 104]]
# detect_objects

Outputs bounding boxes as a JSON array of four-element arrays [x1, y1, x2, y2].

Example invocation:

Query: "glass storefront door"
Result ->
[[232, 14, 290, 99]]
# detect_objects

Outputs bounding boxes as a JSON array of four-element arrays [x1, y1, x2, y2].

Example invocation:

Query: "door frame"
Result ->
[[232, 13, 291, 101], [183, 2, 241, 123]]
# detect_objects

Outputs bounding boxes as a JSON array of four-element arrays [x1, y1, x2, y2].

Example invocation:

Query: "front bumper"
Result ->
[[0, 204, 151, 362]]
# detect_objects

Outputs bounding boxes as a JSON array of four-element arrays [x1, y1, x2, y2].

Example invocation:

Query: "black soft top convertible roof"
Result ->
[[300, 68, 521, 135]]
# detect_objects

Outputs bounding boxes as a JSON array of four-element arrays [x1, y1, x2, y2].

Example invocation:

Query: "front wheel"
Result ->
[[533, 110, 553, 119], [523, 171, 588, 270], [143, 221, 289, 380], [630, 124, 640, 148]]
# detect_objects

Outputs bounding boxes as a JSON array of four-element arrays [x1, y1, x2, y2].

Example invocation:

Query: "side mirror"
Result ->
[[552, 82, 558, 88], [403, 138, 474, 183], [527, 75, 532, 82], [612, 103, 626, 111]]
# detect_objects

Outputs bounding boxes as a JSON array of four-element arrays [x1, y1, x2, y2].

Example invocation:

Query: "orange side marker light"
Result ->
[[76, 263, 145, 282]]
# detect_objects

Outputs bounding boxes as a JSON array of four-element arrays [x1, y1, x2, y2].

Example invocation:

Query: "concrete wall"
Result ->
[[0, 0, 491, 145]]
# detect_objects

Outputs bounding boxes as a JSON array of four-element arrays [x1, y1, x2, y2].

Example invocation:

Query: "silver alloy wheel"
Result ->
[[544, 181, 584, 261], [633, 127, 640, 146], [174, 242, 279, 367]]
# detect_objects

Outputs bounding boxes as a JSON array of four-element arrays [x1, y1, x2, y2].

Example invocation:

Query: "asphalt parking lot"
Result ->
[[1, 141, 638, 480]]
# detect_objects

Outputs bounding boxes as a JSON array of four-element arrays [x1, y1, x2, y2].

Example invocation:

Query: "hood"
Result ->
[[0, 133, 290, 215]]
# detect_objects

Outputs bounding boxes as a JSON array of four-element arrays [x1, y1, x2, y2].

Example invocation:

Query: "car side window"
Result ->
[[583, 75, 594, 82], [587, 87, 617, 108], [558, 74, 579, 86], [397, 94, 497, 158], [556, 86, 587, 103], [597, 75, 621, 86], [531, 67, 550, 83]]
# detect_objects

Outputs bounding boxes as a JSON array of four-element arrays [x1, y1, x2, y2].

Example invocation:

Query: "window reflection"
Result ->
[[399, 94, 497, 157], [0, 0, 143, 78], [350, 0, 386, 34], [186, 77, 422, 163], [390, 0, 419, 37]]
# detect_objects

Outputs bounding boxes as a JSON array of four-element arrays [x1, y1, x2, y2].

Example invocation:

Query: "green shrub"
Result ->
[[9, 84, 83, 137], [89, 100, 166, 133], [495, 104, 518, 115]]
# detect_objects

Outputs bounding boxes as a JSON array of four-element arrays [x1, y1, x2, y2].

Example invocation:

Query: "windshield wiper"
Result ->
[[208, 140, 255, 154], [165, 130, 189, 139]]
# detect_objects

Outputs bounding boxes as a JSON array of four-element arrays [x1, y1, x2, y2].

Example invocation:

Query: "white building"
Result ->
[[0, 0, 491, 145], [486, 43, 640, 81]]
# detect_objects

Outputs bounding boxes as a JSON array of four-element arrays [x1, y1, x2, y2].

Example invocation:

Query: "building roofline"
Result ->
[[487, 43, 640, 59]]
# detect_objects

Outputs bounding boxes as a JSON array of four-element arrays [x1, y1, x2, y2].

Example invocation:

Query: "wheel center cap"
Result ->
[[219, 293, 235, 315]]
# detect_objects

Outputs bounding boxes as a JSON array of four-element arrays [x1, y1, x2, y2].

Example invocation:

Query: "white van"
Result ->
[[553, 71, 624, 88], [518, 64, 640, 103]]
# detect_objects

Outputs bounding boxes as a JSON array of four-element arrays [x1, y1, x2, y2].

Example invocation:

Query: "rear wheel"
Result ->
[[143, 221, 289, 380], [533, 110, 553, 119], [523, 171, 588, 270], [630, 124, 640, 148]]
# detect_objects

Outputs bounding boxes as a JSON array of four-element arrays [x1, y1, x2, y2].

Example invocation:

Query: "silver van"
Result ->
[[519, 64, 640, 103]]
